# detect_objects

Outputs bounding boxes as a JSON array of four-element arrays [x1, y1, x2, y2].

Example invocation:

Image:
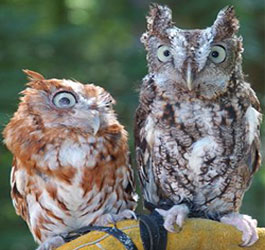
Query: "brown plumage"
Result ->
[[135, 4, 262, 247], [3, 70, 137, 249]]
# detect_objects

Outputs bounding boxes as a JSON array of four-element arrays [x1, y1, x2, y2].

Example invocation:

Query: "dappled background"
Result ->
[[0, 0, 264, 249]]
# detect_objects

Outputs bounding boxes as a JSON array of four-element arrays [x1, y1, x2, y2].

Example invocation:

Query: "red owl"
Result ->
[[3, 70, 137, 249]]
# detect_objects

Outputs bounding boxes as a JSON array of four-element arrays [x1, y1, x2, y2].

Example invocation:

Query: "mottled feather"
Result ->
[[135, 4, 262, 247], [3, 70, 137, 249]]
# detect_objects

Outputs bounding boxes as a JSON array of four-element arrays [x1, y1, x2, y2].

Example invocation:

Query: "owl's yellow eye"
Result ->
[[53, 91, 77, 108], [157, 45, 172, 62], [209, 45, 226, 64]]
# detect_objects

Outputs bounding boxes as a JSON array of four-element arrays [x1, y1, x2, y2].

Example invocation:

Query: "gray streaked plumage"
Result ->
[[135, 4, 262, 246]]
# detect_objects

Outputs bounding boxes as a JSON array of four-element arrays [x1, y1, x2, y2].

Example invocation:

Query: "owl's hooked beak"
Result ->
[[186, 63, 194, 91], [90, 110, 100, 135]]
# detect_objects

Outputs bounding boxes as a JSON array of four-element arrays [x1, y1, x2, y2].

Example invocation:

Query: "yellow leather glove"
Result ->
[[57, 218, 265, 250]]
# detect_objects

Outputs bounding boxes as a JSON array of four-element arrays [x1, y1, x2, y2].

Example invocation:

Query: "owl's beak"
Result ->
[[186, 63, 194, 91], [90, 110, 100, 135]]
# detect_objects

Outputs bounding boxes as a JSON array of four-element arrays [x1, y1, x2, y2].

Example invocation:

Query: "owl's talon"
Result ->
[[36, 235, 65, 250], [156, 204, 189, 233], [114, 209, 137, 221], [95, 209, 137, 226], [220, 213, 259, 247]]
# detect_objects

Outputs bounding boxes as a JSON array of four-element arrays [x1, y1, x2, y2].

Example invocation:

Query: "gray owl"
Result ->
[[135, 4, 262, 247]]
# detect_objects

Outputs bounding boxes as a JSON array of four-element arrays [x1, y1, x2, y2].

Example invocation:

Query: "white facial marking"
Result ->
[[62, 79, 83, 93], [196, 28, 214, 72], [167, 27, 187, 70], [186, 62, 192, 90]]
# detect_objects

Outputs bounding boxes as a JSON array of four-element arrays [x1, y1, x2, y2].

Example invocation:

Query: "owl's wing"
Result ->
[[134, 78, 160, 205], [135, 106, 159, 205], [134, 105, 149, 185], [245, 83, 262, 112], [244, 84, 262, 177], [245, 111, 262, 176], [10, 158, 30, 223], [246, 141, 261, 177]]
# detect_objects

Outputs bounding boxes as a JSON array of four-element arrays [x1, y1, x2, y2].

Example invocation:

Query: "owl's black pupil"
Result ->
[[163, 50, 170, 57], [211, 51, 219, 58], [59, 97, 71, 106]]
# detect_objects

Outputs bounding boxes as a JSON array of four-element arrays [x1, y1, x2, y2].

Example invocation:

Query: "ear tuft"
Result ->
[[23, 69, 45, 81], [212, 6, 239, 40], [142, 3, 173, 42]]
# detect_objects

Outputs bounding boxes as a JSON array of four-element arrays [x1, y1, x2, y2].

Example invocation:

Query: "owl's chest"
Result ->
[[146, 98, 246, 184], [153, 99, 226, 134], [31, 136, 119, 228]]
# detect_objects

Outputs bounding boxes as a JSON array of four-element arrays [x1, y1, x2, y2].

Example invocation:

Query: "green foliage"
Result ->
[[0, 0, 264, 249]]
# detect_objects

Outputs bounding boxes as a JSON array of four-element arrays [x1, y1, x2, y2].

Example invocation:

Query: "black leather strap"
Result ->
[[62, 200, 169, 250], [139, 210, 168, 250], [62, 225, 137, 250]]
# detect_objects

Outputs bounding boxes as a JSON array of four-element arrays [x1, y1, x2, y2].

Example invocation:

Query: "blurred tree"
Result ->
[[0, 0, 264, 249]]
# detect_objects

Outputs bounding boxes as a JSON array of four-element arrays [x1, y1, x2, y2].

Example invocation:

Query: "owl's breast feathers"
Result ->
[[135, 75, 262, 217], [5, 120, 136, 243]]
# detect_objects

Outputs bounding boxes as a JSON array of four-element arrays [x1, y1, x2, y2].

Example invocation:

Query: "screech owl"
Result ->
[[3, 70, 138, 250], [135, 4, 262, 247]]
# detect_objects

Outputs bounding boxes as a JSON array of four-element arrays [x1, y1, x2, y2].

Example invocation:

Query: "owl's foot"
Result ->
[[156, 204, 189, 233], [95, 209, 137, 226], [36, 235, 65, 250], [220, 212, 258, 247]]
